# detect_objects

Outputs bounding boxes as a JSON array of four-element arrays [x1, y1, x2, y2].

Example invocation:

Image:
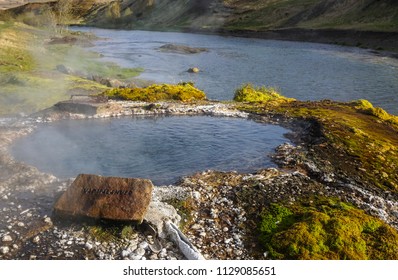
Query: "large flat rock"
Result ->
[[53, 174, 153, 222]]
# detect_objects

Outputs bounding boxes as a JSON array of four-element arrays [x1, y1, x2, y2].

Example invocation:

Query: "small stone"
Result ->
[[29, 255, 37, 260], [129, 253, 141, 260], [2, 235, 12, 242], [2, 195, 8, 200], [32, 236, 40, 244], [223, 227, 229, 232], [192, 191, 201, 200], [135, 247, 145, 256], [17, 222, 25, 227], [199, 232, 206, 238], [44, 217, 52, 224], [0, 246, 9, 254], [121, 250, 131, 258], [138, 241, 148, 249], [12, 244, 19, 249], [224, 238, 233, 244], [191, 224, 201, 230], [149, 254, 159, 260], [159, 248, 167, 258], [188, 67, 200, 73], [234, 249, 243, 256]]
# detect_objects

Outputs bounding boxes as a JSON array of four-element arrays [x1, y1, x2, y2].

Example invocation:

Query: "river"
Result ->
[[76, 27, 398, 115]]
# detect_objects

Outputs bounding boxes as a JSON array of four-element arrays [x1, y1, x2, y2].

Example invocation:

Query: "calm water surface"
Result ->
[[11, 116, 290, 185], [76, 27, 398, 115]]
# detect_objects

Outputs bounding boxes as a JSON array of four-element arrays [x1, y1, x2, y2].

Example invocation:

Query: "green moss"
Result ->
[[103, 82, 207, 102], [67, 76, 109, 94], [88, 224, 137, 242], [259, 198, 398, 260], [88, 225, 120, 243], [233, 84, 294, 103], [166, 197, 196, 230], [120, 225, 136, 239]]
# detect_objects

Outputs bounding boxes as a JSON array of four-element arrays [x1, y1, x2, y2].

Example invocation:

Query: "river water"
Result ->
[[11, 116, 290, 185], [77, 27, 398, 115]]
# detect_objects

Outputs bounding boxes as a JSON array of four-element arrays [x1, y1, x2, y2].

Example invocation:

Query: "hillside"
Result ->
[[82, 0, 398, 52], [2, 0, 398, 51], [84, 0, 398, 33]]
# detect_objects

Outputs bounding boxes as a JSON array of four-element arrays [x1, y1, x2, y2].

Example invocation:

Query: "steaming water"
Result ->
[[11, 116, 290, 185], [75, 27, 398, 115]]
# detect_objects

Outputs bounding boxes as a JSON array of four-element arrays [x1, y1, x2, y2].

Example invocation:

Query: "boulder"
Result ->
[[53, 174, 153, 222]]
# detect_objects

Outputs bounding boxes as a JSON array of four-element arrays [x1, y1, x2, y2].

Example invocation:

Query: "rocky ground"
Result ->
[[1, 100, 398, 260]]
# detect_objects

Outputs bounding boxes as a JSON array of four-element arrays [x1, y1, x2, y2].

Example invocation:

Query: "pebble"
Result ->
[[138, 241, 148, 249], [135, 247, 145, 256], [0, 246, 10, 255], [44, 217, 52, 224], [2, 235, 12, 242], [17, 222, 25, 227], [32, 236, 40, 244], [121, 250, 130, 258], [129, 253, 141, 260]]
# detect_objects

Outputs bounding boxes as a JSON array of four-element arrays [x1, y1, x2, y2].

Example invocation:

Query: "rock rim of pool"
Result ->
[[53, 174, 153, 222]]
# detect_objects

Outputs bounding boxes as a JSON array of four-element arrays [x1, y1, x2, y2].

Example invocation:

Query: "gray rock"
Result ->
[[56, 64, 73, 75]]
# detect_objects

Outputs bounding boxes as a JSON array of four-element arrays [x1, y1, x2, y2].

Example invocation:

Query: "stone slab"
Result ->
[[53, 174, 153, 222]]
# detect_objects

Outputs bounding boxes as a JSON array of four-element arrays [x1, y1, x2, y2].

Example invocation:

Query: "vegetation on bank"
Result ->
[[0, 20, 142, 116], [235, 85, 398, 193], [259, 199, 398, 260], [102, 82, 207, 102]]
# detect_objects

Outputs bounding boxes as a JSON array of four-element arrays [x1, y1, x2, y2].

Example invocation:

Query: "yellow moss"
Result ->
[[353, 99, 398, 126], [103, 82, 207, 102], [233, 84, 295, 103]]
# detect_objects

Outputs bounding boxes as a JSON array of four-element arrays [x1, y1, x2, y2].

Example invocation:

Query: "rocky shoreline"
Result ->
[[1, 99, 398, 260]]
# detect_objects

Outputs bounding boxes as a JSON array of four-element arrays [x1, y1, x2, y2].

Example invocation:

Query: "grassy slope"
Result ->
[[225, 0, 398, 32], [0, 20, 141, 116], [81, 0, 398, 32]]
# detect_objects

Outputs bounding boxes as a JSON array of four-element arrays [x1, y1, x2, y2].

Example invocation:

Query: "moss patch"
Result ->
[[236, 86, 398, 193], [233, 84, 294, 104], [103, 82, 207, 102], [259, 198, 398, 260]]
